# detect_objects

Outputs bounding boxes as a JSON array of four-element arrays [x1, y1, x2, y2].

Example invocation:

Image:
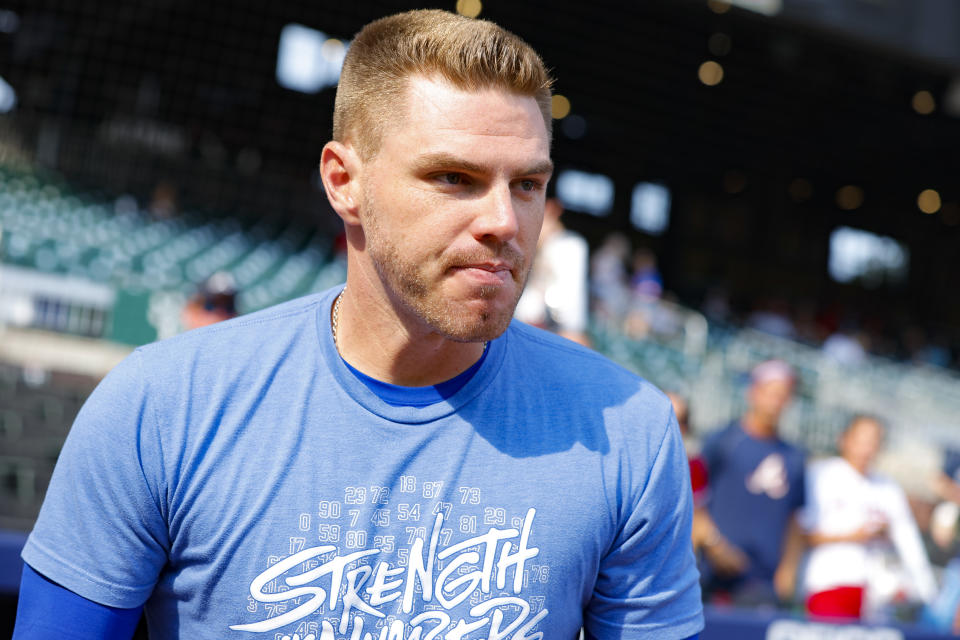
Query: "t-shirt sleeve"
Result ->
[[583, 405, 704, 639], [21, 349, 169, 608]]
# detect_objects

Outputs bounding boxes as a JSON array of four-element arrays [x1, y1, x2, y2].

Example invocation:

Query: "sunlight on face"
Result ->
[[357, 76, 553, 342]]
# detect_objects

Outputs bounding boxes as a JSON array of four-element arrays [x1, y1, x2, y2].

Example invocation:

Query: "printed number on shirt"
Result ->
[[422, 481, 443, 499], [344, 486, 367, 504], [370, 486, 390, 505], [459, 515, 478, 534], [288, 537, 306, 554], [317, 524, 341, 542], [345, 530, 367, 548], [317, 501, 341, 518], [433, 501, 452, 519], [397, 503, 422, 521], [458, 486, 482, 504], [370, 508, 390, 527], [399, 475, 417, 493], [484, 507, 507, 525], [406, 526, 427, 545], [298, 513, 312, 531], [373, 535, 395, 552]]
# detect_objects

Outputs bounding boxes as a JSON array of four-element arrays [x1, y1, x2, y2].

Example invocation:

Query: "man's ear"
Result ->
[[320, 141, 363, 225]]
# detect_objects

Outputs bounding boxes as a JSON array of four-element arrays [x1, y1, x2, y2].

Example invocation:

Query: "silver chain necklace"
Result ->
[[332, 287, 345, 350]]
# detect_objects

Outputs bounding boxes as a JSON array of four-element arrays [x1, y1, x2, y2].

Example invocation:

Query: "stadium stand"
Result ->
[[0, 164, 341, 344]]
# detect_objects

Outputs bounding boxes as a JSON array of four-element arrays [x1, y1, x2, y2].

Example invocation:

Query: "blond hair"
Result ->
[[333, 10, 553, 159]]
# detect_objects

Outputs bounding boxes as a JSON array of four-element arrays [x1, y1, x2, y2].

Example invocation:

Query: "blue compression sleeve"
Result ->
[[14, 563, 143, 639]]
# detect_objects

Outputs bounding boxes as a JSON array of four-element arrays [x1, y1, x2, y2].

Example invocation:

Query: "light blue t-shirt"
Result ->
[[23, 287, 703, 639]]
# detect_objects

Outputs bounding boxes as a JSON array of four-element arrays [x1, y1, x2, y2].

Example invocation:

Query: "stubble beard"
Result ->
[[362, 191, 530, 343]]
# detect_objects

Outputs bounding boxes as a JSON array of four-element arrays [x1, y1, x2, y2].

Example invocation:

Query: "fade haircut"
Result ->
[[333, 9, 553, 159]]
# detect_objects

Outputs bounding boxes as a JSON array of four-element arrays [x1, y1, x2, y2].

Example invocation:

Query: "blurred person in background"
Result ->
[[669, 390, 746, 576], [589, 232, 631, 326], [624, 247, 663, 338], [801, 416, 936, 621], [514, 196, 590, 346], [699, 359, 806, 607], [667, 391, 748, 573], [667, 391, 708, 508], [180, 271, 238, 330], [923, 447, 960, 633], [931, 447, 960, 553]]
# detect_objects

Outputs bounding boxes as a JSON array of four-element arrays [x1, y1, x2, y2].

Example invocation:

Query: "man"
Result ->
[[16, 10, 703, 639], [698, 359, 805, 607]]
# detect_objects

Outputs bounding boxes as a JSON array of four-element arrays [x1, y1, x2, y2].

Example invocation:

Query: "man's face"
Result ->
[[840, 418, 883, 473], [355, 75, 553, 342], [748, 378, 794, 424]]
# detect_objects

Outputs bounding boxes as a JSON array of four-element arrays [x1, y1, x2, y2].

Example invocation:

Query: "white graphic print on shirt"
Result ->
[[230, 477, 549, 640], [745, 453, 789, 500]]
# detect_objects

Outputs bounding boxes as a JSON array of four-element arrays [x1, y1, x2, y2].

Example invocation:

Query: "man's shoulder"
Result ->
[[505, 321, 642, 383], [502, 321, 671, 412], [140, 291, 329, 360], [128, 290, 334, 390], [703, 420, 742, 449]]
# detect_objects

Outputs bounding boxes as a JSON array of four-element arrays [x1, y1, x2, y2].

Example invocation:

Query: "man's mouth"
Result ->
[[450, 262, 514, 285]]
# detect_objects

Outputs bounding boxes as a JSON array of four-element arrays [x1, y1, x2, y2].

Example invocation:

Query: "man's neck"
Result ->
[[741, 411, 778, 439], [332, 278, 488, 387]]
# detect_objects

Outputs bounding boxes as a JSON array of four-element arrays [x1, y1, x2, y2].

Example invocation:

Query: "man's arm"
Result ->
[[692, 507, 749, 576], [774, 514, 806, 603], [14, 564, 143, 639], [21, 351, 169, 610], [583, 397, 704, 639]]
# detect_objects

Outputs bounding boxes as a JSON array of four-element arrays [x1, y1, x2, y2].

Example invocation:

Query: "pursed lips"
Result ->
[[450, 262, 515, 285]]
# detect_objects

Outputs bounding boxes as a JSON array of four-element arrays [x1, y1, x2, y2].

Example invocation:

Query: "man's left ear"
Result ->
[[319, 141, 363, 226]]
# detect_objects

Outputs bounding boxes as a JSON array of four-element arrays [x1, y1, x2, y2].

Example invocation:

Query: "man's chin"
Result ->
[[430, 300, 515, 344]]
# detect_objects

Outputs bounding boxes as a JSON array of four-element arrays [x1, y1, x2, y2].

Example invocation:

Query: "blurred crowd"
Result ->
[[587, 230, 960, 373], [669, 360, 960, 632], [512, 205, 960, 632]]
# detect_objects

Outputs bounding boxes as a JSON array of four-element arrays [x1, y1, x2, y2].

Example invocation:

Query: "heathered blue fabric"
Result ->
[[23, 287, 703, 639]]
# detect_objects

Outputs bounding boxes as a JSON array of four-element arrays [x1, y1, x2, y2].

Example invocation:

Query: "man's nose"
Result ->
[[470, 185, 519, 243]]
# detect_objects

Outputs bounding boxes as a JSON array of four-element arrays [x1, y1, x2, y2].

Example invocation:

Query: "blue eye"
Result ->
[[440, 173, 462, 185]]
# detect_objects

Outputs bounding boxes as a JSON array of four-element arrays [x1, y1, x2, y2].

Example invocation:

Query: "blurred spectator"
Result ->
[[181, 271, 237, 330], [930, 448, 960, 553], [667, 391, 708, 508], [669, 390, 748, 580], [699, 360, 806, 607], [148, 179, 178, 219], [701, 285, 733, 325], [589, 232, 631, 325], [801, 416, 936, 621], [822, 327, 868, 367], [514, 198, 590, 346], [747, 297, 796, 340], [630, 247, 663, 299], [624, 248, 663, 338]]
